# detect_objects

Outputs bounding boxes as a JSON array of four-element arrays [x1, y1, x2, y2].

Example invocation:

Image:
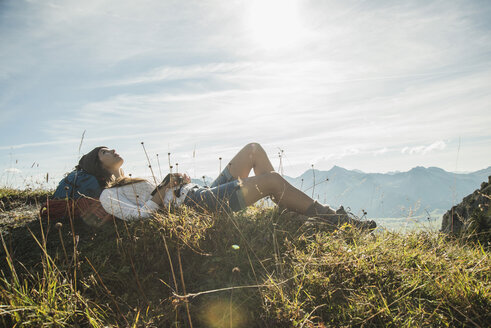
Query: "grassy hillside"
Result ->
[[0, 188, 489, 327]]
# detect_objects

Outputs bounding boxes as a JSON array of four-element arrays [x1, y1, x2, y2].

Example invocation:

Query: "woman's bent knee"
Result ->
[[245, 142, 262, 153], [268, 171, 282, 180]]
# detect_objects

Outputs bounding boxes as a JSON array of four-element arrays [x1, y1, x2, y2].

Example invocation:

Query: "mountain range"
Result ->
[[194, 165, 491, 218]]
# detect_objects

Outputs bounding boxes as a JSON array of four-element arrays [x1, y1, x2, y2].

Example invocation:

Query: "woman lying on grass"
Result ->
[[62, 143, 376, 229]]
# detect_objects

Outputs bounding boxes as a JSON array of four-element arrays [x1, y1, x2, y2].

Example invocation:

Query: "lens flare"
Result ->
[[200, 299, 247, 328]]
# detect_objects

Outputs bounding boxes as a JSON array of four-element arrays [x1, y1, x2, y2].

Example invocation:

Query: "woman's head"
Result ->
[[97, 147, 124, 172], [76, 146, 124, 187]]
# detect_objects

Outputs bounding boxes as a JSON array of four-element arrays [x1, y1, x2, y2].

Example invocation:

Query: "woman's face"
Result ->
[[98, 147, 124, 171]]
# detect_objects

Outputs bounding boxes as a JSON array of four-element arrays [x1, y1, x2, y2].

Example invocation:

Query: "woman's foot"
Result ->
[[305, 200, 336, 216], [336, 206, 377, 230], [305, 201, 347, 227], [306, 202, 376, 231]]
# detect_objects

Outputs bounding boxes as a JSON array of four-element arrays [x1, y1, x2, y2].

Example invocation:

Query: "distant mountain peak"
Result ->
[[408, 166, 448, 174], [328, 165, 346, 172], [409, 166, 427, 173], [428, 166, 446, 173]]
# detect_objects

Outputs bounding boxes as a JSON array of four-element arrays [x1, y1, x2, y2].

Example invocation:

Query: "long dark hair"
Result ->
[[107, 177, 148, 188], [75, 146, 113, 188]]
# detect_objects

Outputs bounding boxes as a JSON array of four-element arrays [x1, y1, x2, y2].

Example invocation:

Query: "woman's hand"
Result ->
[[151, 186, 167, 206], [169, 173, 191, 186], [151, 173, 190, 206], [181, 173, 191, 184]]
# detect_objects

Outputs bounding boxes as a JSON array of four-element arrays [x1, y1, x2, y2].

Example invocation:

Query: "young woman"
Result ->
[[80, 143, 375, 229], [52, 146, 114, 200]]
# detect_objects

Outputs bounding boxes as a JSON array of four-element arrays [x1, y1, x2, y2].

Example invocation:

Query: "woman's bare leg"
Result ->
[[226, 143, 330, 214], [224, 144, 377, 229], [226, 143, 274, 179], [238, 172, 377, 229], [239, 172, 328, 214]]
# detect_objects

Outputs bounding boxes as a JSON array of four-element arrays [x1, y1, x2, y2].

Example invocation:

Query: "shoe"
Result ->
[[336, 205, 348, 216], [336, 206, 377, 231], [305, 202, 377, 231]]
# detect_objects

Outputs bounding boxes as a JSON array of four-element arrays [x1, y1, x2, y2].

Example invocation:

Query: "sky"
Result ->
[[1, 0, 491, 189]]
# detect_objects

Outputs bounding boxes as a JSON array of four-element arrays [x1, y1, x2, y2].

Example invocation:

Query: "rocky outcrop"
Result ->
[[441, 176, 491, 242]]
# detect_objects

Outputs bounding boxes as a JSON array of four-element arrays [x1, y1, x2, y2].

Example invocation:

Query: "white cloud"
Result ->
[[100, 62, 256, 87], [4, 168, 21, 173], [401, 141, 446, 155], [1, 0, 491, 186], [424, 140, 447, 154], [373, 147, 389, 156]]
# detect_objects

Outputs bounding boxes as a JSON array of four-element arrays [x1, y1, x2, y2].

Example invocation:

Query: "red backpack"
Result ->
[[40, 198, 113, 227]]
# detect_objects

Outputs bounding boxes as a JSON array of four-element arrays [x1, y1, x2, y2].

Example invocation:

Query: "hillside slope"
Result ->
[[0, 190, 489, 327]]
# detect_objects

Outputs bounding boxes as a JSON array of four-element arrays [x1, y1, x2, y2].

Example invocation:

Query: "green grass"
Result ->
[[0, 190, 489, 327], [0, 187, 52, 211], [263, 227, 489, 327]]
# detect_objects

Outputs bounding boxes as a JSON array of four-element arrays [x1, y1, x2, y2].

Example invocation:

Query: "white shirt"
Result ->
[[99, 180, 197, 221]]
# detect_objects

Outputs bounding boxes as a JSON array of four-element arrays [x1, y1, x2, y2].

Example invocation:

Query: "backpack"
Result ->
[[40, 198, 113, 226], [52, 169, 103, 200]]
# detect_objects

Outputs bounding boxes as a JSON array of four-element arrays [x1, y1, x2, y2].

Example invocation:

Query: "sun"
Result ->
[[247, 0, 306, 50]]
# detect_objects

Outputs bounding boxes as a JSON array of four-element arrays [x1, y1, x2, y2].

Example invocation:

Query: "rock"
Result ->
[[441, 175, 490, 242]]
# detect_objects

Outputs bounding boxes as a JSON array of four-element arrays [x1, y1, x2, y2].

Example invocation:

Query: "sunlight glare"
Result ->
[[247, 0, 305, 50]]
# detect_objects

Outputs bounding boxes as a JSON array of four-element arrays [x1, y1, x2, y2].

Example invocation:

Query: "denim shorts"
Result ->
[[183, 167, 247, 213]]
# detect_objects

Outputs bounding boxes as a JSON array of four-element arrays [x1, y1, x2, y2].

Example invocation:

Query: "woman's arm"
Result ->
[[100, 187, 160, 221], [150, 173, 190, 206]]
